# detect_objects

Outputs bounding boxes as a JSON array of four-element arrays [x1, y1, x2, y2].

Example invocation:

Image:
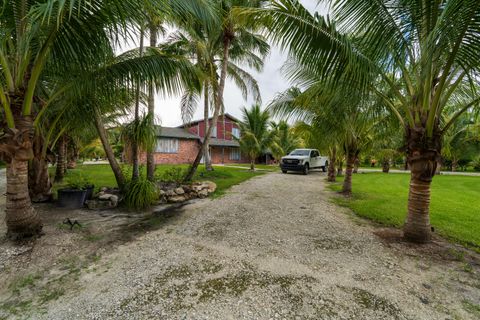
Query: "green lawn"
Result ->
[[328, 173, 480, 249], [52, 164, 264, 198], [222, 163, 280, 171]]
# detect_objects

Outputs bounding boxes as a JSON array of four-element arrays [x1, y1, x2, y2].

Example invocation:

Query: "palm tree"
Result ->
[[269, 120, 302, 161], [182, 0, 269, 181], [160, 19, 266, 171], [270, 81, 381, 195], [238, 104, 273, 170], [0, 0, 205, 238], [240, 0, 480, 242]]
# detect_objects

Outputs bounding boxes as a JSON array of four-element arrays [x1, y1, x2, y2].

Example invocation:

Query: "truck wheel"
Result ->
[[322, 162, 328, 172], [282, 170, 287, 174], [303, 163, 309, 175]]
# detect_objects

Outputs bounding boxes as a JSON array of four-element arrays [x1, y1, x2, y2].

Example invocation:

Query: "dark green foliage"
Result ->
[[158, 167, 189, 184], [123, 176, 159, 210]]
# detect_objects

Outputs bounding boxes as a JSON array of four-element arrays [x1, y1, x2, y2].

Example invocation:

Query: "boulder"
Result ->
[[165, 189, 176, 197], [174, 187, 185, 195], [198, 189, 209, 198], [203, 181, 217, 193]]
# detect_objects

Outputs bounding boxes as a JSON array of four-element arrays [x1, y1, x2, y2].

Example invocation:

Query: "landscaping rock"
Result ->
[[174, 187, 185, 195], [198, 189, 209, 198], [165, 189, 176, 197]]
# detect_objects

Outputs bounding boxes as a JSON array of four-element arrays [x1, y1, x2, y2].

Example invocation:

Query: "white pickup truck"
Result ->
[[280, 149, 329, 175]]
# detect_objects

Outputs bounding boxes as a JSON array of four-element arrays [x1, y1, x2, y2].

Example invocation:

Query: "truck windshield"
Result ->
[[289, 150, 310, 156]]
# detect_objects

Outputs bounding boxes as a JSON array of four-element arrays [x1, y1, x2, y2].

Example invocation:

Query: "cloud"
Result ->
[[153, 0, 325, 127]]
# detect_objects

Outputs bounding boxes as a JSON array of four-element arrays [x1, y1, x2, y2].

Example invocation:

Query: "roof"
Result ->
[[156, 127, 200, 140], [208, 138, 240, 147], [178, 113, 240, 128]]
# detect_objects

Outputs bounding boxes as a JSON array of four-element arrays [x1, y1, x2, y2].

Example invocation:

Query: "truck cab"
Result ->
[[280, 149, 329, 175]]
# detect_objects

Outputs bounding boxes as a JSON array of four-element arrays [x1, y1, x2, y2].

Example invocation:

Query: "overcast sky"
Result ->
[[151, 0, 324, 127]]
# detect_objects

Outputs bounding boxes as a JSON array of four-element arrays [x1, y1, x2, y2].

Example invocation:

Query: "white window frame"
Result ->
[[156, 138, 179, 154], [210, 126, 217, 138], [230, 148, 241, 161], [232, 127, 240, 139]]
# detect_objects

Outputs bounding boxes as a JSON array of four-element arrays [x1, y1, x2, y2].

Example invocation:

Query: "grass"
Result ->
[[221, 163, 280, 171], [328, 173, 480, 249], [52, 164, 264, 197]]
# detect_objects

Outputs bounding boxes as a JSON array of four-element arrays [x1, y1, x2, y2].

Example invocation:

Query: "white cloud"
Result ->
[[150, 0, 325, 127]]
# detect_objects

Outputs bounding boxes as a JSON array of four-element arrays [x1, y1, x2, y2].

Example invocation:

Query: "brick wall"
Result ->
[[139, 139, 200, 164]]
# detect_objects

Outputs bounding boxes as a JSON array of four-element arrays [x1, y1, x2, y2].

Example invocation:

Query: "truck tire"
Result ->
[[282, 170, 287, 174], [303, 163, 309, 175], [322, 162, 328, 172]]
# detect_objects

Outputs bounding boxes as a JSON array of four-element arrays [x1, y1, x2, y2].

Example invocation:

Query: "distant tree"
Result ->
[[269, 120, 302, 160], [238, 105, 274, 170]]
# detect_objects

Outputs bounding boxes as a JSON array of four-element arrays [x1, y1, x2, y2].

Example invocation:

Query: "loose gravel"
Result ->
[[2, 170, 480, 319]]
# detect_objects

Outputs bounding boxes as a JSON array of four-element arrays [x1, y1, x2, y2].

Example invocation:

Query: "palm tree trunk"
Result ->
[[250, 158, 255, 171], [451, 158, 458, 172], [4, 107, 42, 239], [54, 135, 66, 183], [382, 158, 390, 173], [29, 131, 52, 202], [146, 23, 158, 182], [353, 157, 360, 173], [337, 160, 343, 176], [94, 110, 126, 190], [204, 83, 212, 171], [342, 151, 356, 194], [132, 27, 145, 182], [327, 146, 337, 182], [184, 30, 232, 182], [403, 126, 440, 243]]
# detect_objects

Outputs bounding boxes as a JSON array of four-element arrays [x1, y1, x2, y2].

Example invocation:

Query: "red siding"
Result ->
[[183, 115, 239, 140]]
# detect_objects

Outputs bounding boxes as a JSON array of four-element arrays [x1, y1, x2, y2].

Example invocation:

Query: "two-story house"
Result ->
[[147, 114, 243, 164]]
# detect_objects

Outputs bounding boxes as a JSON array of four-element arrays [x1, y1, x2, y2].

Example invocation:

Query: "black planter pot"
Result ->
[[84, 185, 95, 200], [57, 188, 87, 209]]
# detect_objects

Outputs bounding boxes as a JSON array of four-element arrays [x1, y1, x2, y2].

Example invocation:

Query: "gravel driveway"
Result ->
[[30, 171, 480, 319]]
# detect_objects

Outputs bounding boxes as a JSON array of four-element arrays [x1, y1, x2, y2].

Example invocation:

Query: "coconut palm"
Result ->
[[182, 0, 270, 181], [160, 18, 267, 171], [269, 120, 302, 161], [238, 104, 273, 170], [0, 0, 206, 238], [239, 0, 480, 242]]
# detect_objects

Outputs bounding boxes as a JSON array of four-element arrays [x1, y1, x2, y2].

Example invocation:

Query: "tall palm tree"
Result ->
[[239, 0, 480, 242], [182, 0, 269, 181], [238, 104, 273, 170], [0, 0, 204, 239], [160, 20, 266, 171]]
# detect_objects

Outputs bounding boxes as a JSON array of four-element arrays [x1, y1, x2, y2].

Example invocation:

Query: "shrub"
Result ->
[[64, 172, 91, 190], [123, 177, 158, 210], [471, 157, 480, 172], [157, 167, 188, 184]]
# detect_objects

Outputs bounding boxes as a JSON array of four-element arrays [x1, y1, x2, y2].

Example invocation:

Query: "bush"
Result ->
[[64, 171, 91, 190], [471, 157, 480, 172], [157, 167, 188, 184], [123, 177, 158, 210]]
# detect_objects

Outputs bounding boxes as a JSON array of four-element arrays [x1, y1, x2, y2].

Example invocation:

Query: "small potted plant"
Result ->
[[57, 173, 91, 208]]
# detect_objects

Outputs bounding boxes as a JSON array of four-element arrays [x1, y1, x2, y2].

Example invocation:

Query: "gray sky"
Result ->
[[154, 0, 324, 127]]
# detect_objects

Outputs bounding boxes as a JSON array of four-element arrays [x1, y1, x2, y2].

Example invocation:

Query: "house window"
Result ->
[[156, 138, 179, 153], [210, 126, 217, 138], [232, 127, 240, 139], [230, 148, 241, 161]]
